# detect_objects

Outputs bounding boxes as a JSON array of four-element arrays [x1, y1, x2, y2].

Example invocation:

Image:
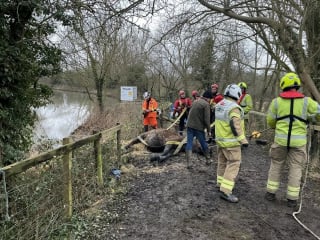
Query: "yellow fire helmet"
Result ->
[[238, 82, 247, 89], [280, 72, 301, 90]]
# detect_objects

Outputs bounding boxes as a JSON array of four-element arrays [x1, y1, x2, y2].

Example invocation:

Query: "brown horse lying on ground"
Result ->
[[124, 128, 205, 163]]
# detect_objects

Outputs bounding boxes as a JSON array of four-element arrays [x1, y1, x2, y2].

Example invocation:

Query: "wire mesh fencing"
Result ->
[[0, 127, 121, 239]]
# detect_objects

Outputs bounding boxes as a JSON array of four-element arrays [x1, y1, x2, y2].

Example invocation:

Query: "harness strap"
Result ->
[[238, 93, 246, 106], [286, 98, 294, 151]]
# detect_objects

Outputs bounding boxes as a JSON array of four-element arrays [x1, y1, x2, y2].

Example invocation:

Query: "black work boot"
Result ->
[[287, 199, 298, 208], [220, 192, 239, 203], [265, 192, 276, 201]]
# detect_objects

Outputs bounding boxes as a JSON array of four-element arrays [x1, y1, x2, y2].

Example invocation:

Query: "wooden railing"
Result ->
[[0, 124, 122, 223]]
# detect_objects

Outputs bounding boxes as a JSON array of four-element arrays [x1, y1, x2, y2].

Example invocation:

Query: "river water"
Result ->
[[33, 90, 93, 142]]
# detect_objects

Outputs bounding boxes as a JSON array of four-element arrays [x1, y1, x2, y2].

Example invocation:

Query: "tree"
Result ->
[[196, 0, 320, 101], [0, 1, 65, 165], [61, 0, 156, 112], [190, 35, 215, 89]]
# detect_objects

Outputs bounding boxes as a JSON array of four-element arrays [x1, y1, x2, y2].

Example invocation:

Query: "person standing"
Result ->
[[185, 90, 212, 168], [215, 84, 248, 203], [265, 72, 320, 208], [191, 90, 200, 101], [237, 82, 253, 134], [142, 91, 159, 132], [173, 90, 192, 135], [237, 82, 253, 116], [211, 83, 224, 105], [209, 83, 224, 142]]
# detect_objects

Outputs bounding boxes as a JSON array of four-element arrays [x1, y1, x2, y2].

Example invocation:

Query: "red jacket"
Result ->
[[173, 97, 192, 115]]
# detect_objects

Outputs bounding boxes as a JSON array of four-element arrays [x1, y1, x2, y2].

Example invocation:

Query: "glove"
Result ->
[[241, 143, 249, 148]]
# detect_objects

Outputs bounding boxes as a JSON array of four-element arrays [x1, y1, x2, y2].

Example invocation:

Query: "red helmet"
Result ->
[[214, 94, 224, 103], [179, 90, 185, 96], [191, 90, 199, 97], [211, 83, 219, 89]]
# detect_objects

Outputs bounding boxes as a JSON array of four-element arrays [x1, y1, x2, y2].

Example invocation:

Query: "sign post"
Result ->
[[120, 86, 137, 101]]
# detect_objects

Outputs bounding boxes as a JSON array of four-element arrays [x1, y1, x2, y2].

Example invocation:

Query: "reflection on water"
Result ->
[[33, 91, 93, 141]]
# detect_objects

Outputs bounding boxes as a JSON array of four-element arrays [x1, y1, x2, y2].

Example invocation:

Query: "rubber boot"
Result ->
[[204, 150, 212, 165], [186, 150, 192, 169], [144, 125, 149, 132]]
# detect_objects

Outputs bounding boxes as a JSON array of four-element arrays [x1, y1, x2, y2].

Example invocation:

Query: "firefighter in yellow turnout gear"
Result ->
[[215, 84, 248, 203], [237, 82, 253, 116], [265, 72, 320, 208]]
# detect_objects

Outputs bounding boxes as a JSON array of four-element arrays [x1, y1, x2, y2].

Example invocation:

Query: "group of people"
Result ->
[[141, 72, 320, 208]]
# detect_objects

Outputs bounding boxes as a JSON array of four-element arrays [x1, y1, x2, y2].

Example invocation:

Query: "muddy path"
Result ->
[[79, 142, 320, 240]]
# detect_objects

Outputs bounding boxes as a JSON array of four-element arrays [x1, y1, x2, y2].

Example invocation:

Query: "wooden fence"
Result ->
[[0, 124, 122, 223]]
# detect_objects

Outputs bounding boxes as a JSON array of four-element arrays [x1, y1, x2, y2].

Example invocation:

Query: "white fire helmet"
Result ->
[[143, 92, 150, 99], [224, 84, 242, 100]]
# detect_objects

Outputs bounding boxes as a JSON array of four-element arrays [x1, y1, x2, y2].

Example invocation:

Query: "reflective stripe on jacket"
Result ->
[[238, 94, 253, 114], [267, 96, 320, 147], [215, 99, 245, 148]]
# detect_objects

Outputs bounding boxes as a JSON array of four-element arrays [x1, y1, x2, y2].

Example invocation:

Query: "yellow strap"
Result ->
[[166, 141, 181, 145], [173, 137, 187, 155], [166, 108, 187, 130], [137, 135, 149, 146]]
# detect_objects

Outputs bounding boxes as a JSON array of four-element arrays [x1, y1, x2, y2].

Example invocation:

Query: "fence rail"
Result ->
[[0, 124, 122, 239]]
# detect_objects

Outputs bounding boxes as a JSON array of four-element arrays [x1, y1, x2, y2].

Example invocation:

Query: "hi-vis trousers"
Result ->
[[217, 146, 242, 195], [266, 143, 307, 200]]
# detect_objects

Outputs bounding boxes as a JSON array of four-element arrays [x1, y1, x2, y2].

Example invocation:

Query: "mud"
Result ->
[[79, 142, 320, 240]]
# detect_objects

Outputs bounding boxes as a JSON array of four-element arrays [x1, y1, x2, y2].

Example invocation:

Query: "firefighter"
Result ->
[[238, 82, 253, 133], [215, 84, 248, 203], [191, 90, 200, 101], [172, 90, 192, 135], [211, 83, 224, 105], [142, 91, 159, 132], [265, 72, 320, 208], [238, 82, 253, 115], [209, 83, 224, 142]]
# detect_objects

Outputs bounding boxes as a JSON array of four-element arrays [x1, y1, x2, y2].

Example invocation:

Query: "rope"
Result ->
[[166, 108, 186, 130], [292, 128, 320, 240], [0, 169, 10, 221]]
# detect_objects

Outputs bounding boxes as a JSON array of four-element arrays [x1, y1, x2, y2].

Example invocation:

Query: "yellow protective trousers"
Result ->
[[217, 146, 242, 195], [266, 143, 307, 200]]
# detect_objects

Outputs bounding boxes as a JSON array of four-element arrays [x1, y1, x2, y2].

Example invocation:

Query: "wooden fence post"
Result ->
[[63, 137, 72, 221], [116, 123, 121, 167], [94, 131, 103, 186]]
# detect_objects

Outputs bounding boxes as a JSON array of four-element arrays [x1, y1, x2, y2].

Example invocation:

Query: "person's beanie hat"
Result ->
[[202, 90, 213, 99]]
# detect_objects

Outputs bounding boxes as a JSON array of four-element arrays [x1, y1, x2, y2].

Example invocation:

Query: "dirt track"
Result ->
[[79, 142, 320, 240]]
